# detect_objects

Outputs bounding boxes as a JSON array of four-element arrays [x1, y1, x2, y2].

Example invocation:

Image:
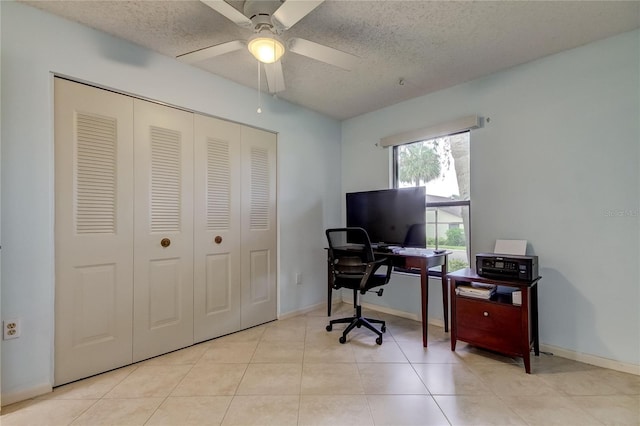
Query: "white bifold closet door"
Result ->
[[55, 78, 277, 385], [240, 126, 277, 328], [54, 78, 135, 385], [132, 100, 194, 362], [193, 118, 277, 340], [193, 115, 242, 342]]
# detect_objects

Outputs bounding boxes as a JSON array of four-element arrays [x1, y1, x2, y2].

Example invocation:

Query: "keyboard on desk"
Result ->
[[371, 246, 447, 256], [393, 248, 444, 256], [371, 243, 395, 252]]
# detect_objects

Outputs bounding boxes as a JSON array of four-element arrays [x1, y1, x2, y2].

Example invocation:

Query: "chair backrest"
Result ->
[[325, 228, 376, 275]]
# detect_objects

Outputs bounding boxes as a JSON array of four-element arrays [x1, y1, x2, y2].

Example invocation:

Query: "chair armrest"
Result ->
[[359, 257, 392, 290], [382, 257, 393, 281]]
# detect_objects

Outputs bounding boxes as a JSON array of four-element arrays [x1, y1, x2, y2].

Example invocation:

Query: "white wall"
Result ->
[[0, 1, 341, 401], [342, 30, 640, 367]]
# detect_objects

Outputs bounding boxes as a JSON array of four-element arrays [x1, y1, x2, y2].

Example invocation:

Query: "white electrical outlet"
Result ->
[[295, 273, 302, 285], [3, 319, 21, 340]]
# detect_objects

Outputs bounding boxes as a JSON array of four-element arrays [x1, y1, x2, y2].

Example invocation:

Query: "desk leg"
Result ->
[[420, 259, 429, 347], [450, 278, 457, 351], [522, 287, 531, 374], [441, 256, 449, 333], [532, 283, 539, 356]]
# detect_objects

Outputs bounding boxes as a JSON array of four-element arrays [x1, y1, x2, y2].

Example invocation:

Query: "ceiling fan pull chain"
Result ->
[[257, 61, 262, 114]]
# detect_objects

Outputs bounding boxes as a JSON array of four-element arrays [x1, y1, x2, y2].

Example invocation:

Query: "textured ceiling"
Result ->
[[20, 0, 640, 120]]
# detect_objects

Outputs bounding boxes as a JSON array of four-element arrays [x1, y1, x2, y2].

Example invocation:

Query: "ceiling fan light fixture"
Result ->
[[248, 34, 285, 64]]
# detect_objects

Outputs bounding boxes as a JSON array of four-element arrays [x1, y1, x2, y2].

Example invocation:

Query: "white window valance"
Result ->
[[379, 115, 482, 148]]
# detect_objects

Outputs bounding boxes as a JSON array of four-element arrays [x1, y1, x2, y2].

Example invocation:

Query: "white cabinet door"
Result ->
[[193, 115, 242, 342], [240, 126, 277, 328], [133, 99, 194, 362], [54, 78, 134, 385]]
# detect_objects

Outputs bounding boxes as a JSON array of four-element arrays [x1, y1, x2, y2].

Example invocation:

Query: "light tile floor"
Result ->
[[2, 304, 639, 425]]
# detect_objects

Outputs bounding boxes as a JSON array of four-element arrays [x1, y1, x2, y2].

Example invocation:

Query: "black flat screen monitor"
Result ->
[[346, 187, 426, 248]]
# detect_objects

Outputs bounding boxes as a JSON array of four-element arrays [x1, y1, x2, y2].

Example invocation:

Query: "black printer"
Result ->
[[476, 253, 538, 281]]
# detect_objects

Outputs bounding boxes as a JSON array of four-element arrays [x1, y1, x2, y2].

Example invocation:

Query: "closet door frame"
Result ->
[[54, 78, 278, 382]]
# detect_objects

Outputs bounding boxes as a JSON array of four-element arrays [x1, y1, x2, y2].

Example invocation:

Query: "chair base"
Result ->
[[326, 306, 386, 345]]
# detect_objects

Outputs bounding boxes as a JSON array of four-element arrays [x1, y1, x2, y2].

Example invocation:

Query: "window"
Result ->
[[394, 131, 471, 271]]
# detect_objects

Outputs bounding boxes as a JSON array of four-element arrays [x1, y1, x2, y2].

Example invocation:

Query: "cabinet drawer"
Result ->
[[457, 297, 520, 330], [402, 257, 423, 270], [456, 297, 523, 354]]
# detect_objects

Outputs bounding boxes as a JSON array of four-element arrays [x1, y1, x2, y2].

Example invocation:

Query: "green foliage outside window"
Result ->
[[448, 258, 469, 272], [445, 228, 465, 246], [397, 143, 441, 186], [427, 237, 448, 246]]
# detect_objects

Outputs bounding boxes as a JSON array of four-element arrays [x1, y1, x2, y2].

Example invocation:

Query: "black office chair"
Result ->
[[325, 227, 393, 345]]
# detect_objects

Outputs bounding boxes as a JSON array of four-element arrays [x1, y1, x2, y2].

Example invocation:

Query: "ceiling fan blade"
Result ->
[[264, 61, 286, 93], [272, 0, 324, 30], [288, 38, 358, 71], [177, 40, 245, 64], [200, 0, 253, 28]]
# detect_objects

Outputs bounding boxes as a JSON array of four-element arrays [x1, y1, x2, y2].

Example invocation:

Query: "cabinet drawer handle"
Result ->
[[161, 238, 171, 248], [483, 311, 489, 317], [214, 236, 222, 244]]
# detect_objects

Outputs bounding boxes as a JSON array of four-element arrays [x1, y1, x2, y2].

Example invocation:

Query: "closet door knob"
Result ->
[[160, 238, 171, 248], [483, 311, 489, 317], [214, 236, 222, 244]]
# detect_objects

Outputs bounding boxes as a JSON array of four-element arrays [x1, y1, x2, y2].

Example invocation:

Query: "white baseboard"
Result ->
[[278, 298, 340, 321], [357, 302, 639, 376], [540, 343, 640, 376], [4, 309, 636, 410], [1, 382, 52, 407], [358, 301, 446, 328], [281, 299, 639, 376]]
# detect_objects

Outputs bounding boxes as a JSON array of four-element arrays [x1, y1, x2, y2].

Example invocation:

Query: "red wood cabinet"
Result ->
[[448, 268, 541, 373]]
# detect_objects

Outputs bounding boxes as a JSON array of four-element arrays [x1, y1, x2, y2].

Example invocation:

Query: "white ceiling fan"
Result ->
[[177, 0, 358, 94]]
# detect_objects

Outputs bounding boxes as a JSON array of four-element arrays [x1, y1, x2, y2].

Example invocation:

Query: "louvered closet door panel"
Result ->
[[193, 115, 242, 342], [54, 78, 134, 386], [133, 99, 194, 362], [240, 126, 277, 328]]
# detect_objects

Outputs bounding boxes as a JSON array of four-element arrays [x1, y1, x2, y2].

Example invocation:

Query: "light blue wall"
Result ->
[[0, 1, 341, 399], [2, 0, 638, 402], [342, 30, 640, 366]]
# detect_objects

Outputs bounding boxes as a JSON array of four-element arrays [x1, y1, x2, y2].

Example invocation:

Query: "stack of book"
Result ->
[[455, 282, 496, 300]]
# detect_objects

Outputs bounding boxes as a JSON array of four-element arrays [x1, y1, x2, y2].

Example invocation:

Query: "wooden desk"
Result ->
[[448, 268, 540, 373], [327, 249, 449, 347]]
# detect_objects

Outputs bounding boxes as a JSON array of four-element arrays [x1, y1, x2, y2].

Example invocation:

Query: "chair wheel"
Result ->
[[339, 336, 347, 344], [381, 325, 386, 333], [376, 336, 383, 345], [326, 324, 332, 332], [356, 324, 361, 328]]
